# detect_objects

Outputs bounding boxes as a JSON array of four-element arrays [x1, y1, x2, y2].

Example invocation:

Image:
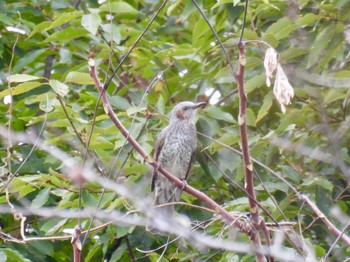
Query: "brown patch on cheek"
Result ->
[[176, 109, 185, 119]]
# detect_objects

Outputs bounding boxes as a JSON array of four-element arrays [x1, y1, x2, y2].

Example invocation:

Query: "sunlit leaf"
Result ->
[[82, 14, 102, 35], [49, 79, 69, 96], [99, 2, 139, 15], [205, 107, 236, 123], [43, 28, 88, 43], [65, 72, 94, 85], [31, 187, 51, 208], [48, 11, 83, 30], [7, 74, 40, 83], [0, 82, 43, 99], [0, 248, 31, 262]]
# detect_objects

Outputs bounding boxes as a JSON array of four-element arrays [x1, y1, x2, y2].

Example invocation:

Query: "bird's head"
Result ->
[[170, 101, 206, 123]]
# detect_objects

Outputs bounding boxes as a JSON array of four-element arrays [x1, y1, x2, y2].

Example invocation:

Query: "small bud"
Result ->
[[239, 55, 246, 66], [88, 58, 95, 67], [247, 163, 253, 171], [103, 104, 109, 114], [238, 114, 245, 125]]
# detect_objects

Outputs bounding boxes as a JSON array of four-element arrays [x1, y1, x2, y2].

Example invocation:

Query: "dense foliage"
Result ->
[[1, 0, 350, 261]]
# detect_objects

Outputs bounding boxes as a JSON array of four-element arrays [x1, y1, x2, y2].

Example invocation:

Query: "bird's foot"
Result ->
[[180, 179, 188, 191]]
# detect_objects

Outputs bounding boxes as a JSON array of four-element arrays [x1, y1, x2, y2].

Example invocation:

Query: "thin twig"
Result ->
[[191, 0, 236, 77], [125, 235, 137, 262], [301, 195, 350, 247], [104, 0, 169, 91], [324, 218, 350, 259], [238, 0, 249, 43]]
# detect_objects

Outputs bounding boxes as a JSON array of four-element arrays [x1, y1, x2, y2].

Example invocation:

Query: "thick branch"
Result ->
[[89, 59, 252, 236], [235, 42, 266, 262]]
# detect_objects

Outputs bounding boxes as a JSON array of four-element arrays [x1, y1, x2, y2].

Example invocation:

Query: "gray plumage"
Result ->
[[147, 101, 205, 233]]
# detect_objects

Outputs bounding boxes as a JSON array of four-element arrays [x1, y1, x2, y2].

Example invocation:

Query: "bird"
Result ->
[[147, 101, 206, 233]]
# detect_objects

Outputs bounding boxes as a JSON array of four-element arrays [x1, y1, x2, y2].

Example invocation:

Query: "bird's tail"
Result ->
[[146, 179, 180, 234]]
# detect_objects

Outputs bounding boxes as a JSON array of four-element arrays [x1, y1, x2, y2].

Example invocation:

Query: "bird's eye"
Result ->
[[183, 106, 188, 110]]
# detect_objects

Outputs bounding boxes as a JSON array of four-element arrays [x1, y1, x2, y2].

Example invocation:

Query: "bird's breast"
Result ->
[[158, 124, 196, 177]]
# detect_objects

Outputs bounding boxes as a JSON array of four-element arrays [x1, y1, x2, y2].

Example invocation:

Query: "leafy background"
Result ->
[[1, 0, 350, 261]]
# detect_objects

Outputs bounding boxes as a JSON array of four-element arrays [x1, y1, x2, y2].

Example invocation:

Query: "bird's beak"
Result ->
[[192, 102, 206, 109]]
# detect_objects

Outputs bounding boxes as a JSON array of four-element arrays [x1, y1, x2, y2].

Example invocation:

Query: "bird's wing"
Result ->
[[184, 149, 195, 181], [151, 127, 167, 192], [183, 126, 197, 180]]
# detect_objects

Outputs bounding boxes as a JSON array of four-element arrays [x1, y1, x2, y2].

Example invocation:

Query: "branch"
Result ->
[[88, 58, 252, 236], [235, 1, 272, 260], [301, 195, 350, 247], [71, 226, 82, 262], [104, 0, 168, 91], [236, 42, 266, 262]]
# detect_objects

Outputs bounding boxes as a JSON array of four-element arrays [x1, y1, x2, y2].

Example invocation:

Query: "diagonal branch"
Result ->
[[88, 58, 252, 236]]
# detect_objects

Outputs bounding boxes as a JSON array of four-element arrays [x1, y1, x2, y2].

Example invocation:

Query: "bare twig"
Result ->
[[104, 0, 169, 91], [301, 195, 350, 247]]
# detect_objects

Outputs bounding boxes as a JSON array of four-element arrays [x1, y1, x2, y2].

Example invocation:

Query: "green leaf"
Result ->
[[48, 11, 83, 30], [49, 80, 69, 96], [167, 0, 182, 16], [28, 241, 54, 256], [99, 2, 139, 15], [31, 187, 50, 208], [207, 134, 240, 153], [13, 49, 47, 73], [192, 18, 209, 45], [245, 73, 265, 94], [313, 245, 326, 258], [126, 106, 147, 116], [246, 108, 256, 127], [82, 191, 98, 207], [214, 65, 233, 79], [205, 107, 236, 123], [297, 13, 320, 27], [101, 24, 121, 44], [123, 164, 148, 175], [212, 0, 235, 9], [256, 91, 273, 123], [8, 74, 41, 83], [264, 17, 297, 40], [47, 219, 68, 235], [307, 25, 336, 68], [261, 33, 279, 47], [324, 89, 346, 105], [0, 82, 43, 99], [43, 28, 88, 43], [0, 248, 31, 262], [65, 72, 94, 85], [40, 95, 56, 112], [301, 177, 333, 191], [280, 47, 308, 62], [29, 21, 51, 37], [255, 182, 289, 193], [81, 14, 102, 35], [116, 226, 134, 238]]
